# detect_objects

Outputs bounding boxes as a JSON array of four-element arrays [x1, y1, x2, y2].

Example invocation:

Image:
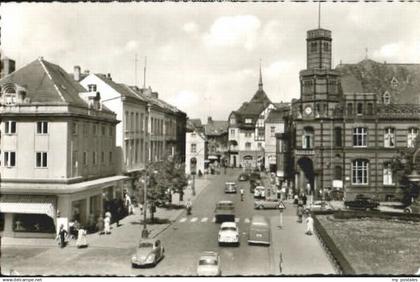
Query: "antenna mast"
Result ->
[[134, 54, 138, 86], [143, 56, 147, 89]]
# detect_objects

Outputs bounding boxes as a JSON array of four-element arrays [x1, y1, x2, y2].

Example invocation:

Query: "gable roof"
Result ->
[[265, 109, 289, 123], [204, 120, 228, 136], [0, 57, 88, 108], [95, 74, 143, 101], [336, 59, 420, 103]]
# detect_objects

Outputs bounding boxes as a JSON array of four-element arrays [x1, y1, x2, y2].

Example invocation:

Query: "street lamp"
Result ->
[[142, 103, 152, 238]]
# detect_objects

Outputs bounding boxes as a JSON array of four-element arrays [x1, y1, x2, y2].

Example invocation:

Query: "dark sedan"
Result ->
[[344, 194, 379, 210], [238, 173, 249, 181]]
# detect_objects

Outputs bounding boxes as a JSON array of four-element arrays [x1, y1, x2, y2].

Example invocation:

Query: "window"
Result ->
[[230, 117, 235, 125], [92, 124, 97, 136], [72, 122, 78, 135], [310, 42, 317, 52], [72, 151, 78, 168], [101, 151, 105, 164], [191, 144, 197, 153], [83, 152, 88, 165], [191, 132, 196, 137], [83, 123, 89, 136], [245, 142, 251, 149], [245, 132, 252, 138], [101, 125, 106, 136], [383, 91, 391, 105], [109, 151, 113, 163], [230, 129, 235, 135], [323, 42, 329, 51], [357, 103, 363, 115], [125, 111, 129, 131], [367, 103, 373, 115], [36, 121, 48, 134], [5, 121, 16, 134], [245, 118, 252, 124], [384, 128, 395, 148], [109, 126, 113, 137], [88, 84, 97, 92], [257, 143, 262, 149], [92, 152, 97, 165], [140, 113, 144, 132], [334, 166, 342, 180], [334, 127, 342, 147], [347, 103, 353, 115], [270, 126, 276, 137], [4, 151, 16, 167], [408, 128, 418, 148], [36, 152, 48, 168], [383, 162, 394, 185], [353, 127, 367, 147], [302, 127, 314, 149], [135, 113, 139, 132], [352, 159, 369, 185], [257, 127, 265, 140]]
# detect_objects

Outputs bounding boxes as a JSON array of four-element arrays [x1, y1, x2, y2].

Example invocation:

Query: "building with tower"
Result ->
[[289, 24, 420, 201]]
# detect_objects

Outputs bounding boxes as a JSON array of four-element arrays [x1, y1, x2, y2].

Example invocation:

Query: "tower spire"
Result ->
[[258, 59, 263, 90], [318, 1, 321, 29]]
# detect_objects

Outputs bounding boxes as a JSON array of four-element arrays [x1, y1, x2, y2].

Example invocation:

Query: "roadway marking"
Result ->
[[191, 217, 198, 222], [201, 217, 208, 222], [244, 218, 250, 223], [179, 218, 187, 223], [235, 217, 240, 223]]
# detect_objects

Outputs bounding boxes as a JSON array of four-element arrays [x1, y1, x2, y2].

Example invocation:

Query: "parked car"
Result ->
[[254, 186, 265, 198], [218, 222, 240, 246], [254, 199, 279, 209], [131, 239, 165, 267], [238, 173, 249, 182], [404, 201, 420, 214], [304, 201, 333, 213], [224, 182, 237, 193], [344, 194, 379, 210], [249, 172, 262, 193], [197, 251, 222, 276], [248, 215, 270, 245], [214, 200, 235, 223]]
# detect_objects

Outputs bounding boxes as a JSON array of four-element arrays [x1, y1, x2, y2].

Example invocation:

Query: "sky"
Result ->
[[1, 2, 420, 122]]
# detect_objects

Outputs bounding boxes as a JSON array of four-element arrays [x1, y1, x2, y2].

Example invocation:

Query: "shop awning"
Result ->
[[208, 156, 218, 160], [0, 196, 56, 219]]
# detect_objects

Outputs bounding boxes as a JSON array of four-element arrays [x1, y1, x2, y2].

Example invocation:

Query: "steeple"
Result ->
[[258, 59, 263, 90]]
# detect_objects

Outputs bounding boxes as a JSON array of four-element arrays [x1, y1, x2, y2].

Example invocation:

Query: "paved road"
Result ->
[[1, 169, 335, 276]]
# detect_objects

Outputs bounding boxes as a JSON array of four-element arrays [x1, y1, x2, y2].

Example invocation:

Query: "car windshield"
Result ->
[[139, 242, 153, 248], [216, 203, 234, 209], [221, 226, 236, 231], [199, 259, 218, 266]]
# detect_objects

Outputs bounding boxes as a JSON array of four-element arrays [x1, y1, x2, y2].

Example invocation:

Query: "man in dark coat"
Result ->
[[58, 225, 68, 248]]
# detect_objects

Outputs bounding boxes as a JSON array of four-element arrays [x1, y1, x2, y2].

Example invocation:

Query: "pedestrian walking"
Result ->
[[104, 213, 111, 234], [305, 214, 314, 235], [57, 224, 68, 248], [76, 227, 88, 248], [297, 203, 304, 223], [302, 193, 307, 206], [96, 216, 104, 234], [293, 194, 299, 205]]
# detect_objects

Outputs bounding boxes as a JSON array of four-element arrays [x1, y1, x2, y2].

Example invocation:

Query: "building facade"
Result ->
[[289, 26, 420, 201], [204, 116, 228, 168], [0, 58, 128, 238], [185, 119, 206, 175], [228, 68, 278, 169]]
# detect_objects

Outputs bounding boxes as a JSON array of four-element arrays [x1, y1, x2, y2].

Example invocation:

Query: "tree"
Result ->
[[391, 136, 420, 205], [134, 155, 188, 220]]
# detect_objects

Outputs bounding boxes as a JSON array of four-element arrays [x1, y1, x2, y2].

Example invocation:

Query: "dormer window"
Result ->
[[383, 91, 391, 105], [88, 84, 97, 92], [245, 118, 252, 124], [391, 77, 399, 88]]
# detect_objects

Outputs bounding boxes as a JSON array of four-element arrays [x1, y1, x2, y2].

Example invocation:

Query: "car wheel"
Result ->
[[259, 205, 264, 210], [404, 208, 412, 213]]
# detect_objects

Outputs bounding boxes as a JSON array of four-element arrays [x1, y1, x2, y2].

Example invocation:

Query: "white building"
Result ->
[[185, 119, 206, 175]]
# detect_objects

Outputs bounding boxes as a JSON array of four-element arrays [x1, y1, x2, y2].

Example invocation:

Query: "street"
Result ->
[[1, 169, 335, 276]]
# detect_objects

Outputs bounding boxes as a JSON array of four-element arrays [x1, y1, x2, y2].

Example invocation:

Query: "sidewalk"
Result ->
[[1, 175, 213, 249]]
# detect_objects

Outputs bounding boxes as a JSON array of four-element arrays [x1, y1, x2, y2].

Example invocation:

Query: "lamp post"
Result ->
[[141, 103, 152, 238]]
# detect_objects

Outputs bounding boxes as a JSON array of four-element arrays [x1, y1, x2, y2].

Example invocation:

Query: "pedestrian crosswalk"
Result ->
[[177, 216, 253, 224]]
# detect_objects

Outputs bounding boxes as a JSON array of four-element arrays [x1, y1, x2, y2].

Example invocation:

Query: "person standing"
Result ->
[[305, 214, 314, 235], [76, 227, 88, 248], [104, 213, 111, 235], [57, 224, 68, 248], [296, 203, 304, 223], [302, 194, 307, 206]]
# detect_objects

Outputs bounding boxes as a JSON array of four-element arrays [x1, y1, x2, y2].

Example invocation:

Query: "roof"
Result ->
[[265, 109, 288, 123], [205, 120, 228, 136], [0, 57, 89, 108], [96, 74, 143, 101], [129, 86, 185, 115], [336, 59, 420, 103], [189, 118, 202, 128]]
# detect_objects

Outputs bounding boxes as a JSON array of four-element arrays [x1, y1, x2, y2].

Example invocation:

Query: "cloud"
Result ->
[[372, 41, 420, 62], [265, 60, 295, 78], [167, 90, 199, 110], [125, 40, 139, 52], [183, 22, 199, 34], [203, 15, 261, 50]]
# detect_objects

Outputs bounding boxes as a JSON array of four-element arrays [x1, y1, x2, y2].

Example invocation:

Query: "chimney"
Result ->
[[151, 92, 158, 99], [107, 73, 112, 80], [74, 66, 81, 81], [1, 57, 16, 78], [207, 116, 212, 124], [84, 70, 90, 75]]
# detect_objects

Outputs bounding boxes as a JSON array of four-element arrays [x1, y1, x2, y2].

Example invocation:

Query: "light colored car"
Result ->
[[224, 182, 237, 193], [218, 222, 240, 246], [131, 239, 165, 267], [254, 186, 265, 198], [197, 251, 222, 276], [254, 199, 280, 209], [304, 201, 333, 213]]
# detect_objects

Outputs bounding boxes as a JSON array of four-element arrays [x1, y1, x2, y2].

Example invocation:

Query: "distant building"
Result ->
[[227, 66, 279, 169], [185, 119, 206, 175], [0, 57, 128, 238], [204, 116, 228, 167], [289, 25, 420, 201]]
